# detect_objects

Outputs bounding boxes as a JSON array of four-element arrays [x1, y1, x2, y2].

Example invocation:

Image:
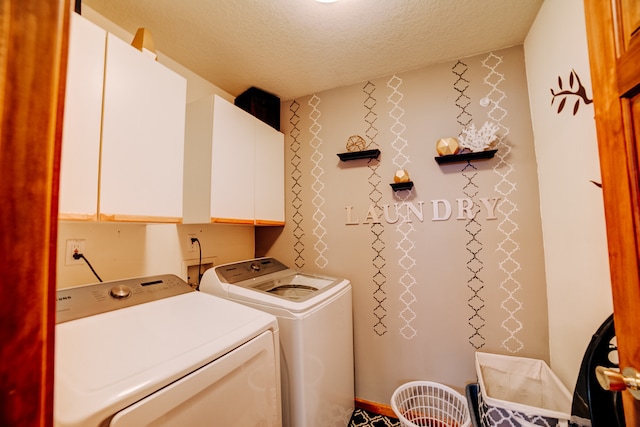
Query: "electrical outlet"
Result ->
[[65, 239, 86, 266], [188, 234, 197, 252], [186, 263, 214, 288], [182, 256, 217, 288]]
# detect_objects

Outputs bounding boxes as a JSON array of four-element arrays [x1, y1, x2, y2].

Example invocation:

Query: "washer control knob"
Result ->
[[250, 262, 261, 272], [109, 284, 132, 299]]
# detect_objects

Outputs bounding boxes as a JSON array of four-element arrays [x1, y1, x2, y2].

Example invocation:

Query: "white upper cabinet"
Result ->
[[59, 13, 105, 221], [184, 95, 284, 225], [58, 13, 187, 223], [254, 119, 285, 225], [209, 95, 255, 224], [99, 33, 186, 222]]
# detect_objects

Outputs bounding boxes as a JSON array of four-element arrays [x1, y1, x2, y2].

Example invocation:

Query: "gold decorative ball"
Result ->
[[393, 169, 411, 183], [346, 135, 367, 152], [436, 137, 460, 156]]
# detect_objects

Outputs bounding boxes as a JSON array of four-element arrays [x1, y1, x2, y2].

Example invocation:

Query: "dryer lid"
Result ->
[[55, 279, 278, 427]]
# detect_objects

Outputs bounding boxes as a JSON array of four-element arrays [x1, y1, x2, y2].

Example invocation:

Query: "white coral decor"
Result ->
[[458, 121, 500, 152]]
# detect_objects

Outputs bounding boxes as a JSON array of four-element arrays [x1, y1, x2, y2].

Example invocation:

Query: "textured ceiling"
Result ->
[[81, 0, 543, 101]]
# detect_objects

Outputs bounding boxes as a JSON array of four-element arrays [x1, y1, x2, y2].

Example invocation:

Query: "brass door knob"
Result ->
[[596, 366, 640, 399]]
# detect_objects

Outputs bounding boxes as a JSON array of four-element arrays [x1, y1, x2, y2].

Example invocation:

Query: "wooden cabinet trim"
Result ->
[[98, 213, 182, 223], [211, 217, 255, 225], [617, 44, 640, 96], [59, 213, 98, 221], [255, 219, 286, 226]]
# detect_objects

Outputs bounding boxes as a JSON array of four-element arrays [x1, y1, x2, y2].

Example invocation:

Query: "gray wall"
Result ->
[[260, 45, 550, 403]]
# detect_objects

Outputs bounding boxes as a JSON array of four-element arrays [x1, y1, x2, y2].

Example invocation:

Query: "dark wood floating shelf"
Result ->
[[390, 181, 414, 191], [434, 149, 498, 164], [337, 149, 381, 161]]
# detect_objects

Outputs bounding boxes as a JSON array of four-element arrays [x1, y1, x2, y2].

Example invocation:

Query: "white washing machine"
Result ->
[[54, 274, 281, 427], [199, 258, 355, 427]]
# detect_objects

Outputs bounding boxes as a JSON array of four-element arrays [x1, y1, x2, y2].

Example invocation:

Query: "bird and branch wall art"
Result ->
[[550, 69, 593, 115]]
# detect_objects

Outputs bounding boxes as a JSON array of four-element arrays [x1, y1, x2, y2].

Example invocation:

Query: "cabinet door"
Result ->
[[210, 96, 255, 224], [183, 95, 215, 224], [254, 120, 284, 225], [100, 34, 186, 222], [58, 13, 105, 221]]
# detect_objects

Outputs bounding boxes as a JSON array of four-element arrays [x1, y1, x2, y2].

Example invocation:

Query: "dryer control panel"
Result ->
[[56, 274, 193, 323]]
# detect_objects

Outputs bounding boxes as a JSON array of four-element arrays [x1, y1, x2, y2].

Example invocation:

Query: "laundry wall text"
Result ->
[[345, 198, 502, 225]]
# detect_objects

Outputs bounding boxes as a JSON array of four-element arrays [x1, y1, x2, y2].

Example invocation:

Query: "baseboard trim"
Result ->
[[354, 398, 398, 419]]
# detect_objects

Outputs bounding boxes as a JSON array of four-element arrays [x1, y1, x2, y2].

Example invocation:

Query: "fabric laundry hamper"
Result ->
[[475, 352, 571, 427]]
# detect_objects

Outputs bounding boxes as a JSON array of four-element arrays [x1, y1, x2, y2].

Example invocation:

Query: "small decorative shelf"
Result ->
[[434, 149, 498, 164], [337, 149, 381, 161], [390, 181, 414, 191]]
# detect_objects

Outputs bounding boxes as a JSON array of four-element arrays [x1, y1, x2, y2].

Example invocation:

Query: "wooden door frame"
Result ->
[[0, 1, 637, 425], [584, 0, 640, 424], [0, 0, 69, 425]]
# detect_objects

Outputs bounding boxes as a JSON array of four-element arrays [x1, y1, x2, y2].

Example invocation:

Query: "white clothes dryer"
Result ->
[[199, 258, 355, 427], [54, 274, 281, 427]]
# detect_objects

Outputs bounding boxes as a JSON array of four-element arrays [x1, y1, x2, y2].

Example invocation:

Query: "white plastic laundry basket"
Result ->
[[391, 381, 471, 427]]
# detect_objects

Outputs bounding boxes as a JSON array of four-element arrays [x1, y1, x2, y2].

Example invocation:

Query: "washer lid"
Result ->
[[267, 284, 318, 299], [213, 258, 341, 299], [54, 290, 277, 427], [205, 258, 349, 309], [251, 273, 339, 301]]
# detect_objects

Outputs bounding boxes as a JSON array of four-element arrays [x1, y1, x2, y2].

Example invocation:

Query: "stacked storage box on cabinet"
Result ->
[[234, 87, 280, 131]]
